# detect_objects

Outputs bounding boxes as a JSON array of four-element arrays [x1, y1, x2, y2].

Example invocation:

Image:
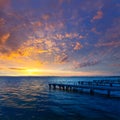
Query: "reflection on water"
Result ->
[[0, 77, 47, 109], [0, 76, 120, 120]]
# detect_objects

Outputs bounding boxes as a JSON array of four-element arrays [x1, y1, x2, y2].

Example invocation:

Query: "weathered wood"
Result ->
[[49, 81, 120, 97], [78, 80, 120, 87]]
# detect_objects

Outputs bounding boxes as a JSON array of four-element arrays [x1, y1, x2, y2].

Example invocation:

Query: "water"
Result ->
[[0, 76, 120, 120]]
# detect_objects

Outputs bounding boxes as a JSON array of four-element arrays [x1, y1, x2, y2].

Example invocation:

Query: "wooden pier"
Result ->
[[49, 80, 120, 97]]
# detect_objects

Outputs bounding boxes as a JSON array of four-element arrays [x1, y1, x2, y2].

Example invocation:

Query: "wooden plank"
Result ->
[[49, 83, 120, 91]]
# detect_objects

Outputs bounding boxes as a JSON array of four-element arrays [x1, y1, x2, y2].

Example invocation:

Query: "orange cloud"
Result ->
[[79, 35, 85, 39], [0, 18, 5, 26], [42, 14, 51, 21], [65, 33, 79, 39], [0, 52, 43, 71], [0, 33, 10, 44], [74, 42, 83, 50], [45, 40, 56, 48], [91, 27, 101, 34], [31, 21, 43, 27], [92, 10, 103, 21]]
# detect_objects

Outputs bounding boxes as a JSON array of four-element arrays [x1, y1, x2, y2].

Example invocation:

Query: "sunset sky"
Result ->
[[0, 0, 120, 76]]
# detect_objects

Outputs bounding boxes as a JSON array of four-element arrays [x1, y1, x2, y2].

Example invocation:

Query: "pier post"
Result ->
[[79, 89, 83, 93], [90, 89, 94, 95], [59, 85, 62, 90], [69, 86, 71, 91], [110, 83, 112, 87], [53, 84, 56, 89], [62, 86, 65, 90], [81, 81, 83, 85], [49, 84, 51, 89], [107, 90, 111, 97], [66, 86, 69, 91]]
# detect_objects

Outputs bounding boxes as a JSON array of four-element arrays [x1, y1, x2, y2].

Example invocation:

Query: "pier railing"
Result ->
[[49, 79, 120, 97], [78, 80, 120, 87]]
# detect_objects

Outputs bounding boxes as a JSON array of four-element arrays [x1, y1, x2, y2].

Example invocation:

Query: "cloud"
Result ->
[[73, 59, 100, 69], [59, 0, 64, 5], [79, 35, 85, 39], [104, 18, 120, 42], [0, 18, 5, 26], [92, 10, 103, 21], [55, 53, 69, 64], [42, 13, 51, 21], [0, 67, 4, 70], [91, 27, 101, 34], [59, 0, 71, 5], [9, 67, 26, 71], [0, 0, 10, 8], [31, 21, 43, 27], [80, 0, 104, 12], [16, 39, 49, 57], [45, 40, 56, 49], [54, 33, 83, 41], [74, 42, 83, 50], [95, 18, 120, 48], [110, 64, 120, 67], [0, 33, 10, 45], [95, 41, 120, 47], [0, 0, 119, 76]]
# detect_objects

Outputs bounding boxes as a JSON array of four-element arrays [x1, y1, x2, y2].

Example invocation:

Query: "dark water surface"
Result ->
[[0, 76, 120, 120]]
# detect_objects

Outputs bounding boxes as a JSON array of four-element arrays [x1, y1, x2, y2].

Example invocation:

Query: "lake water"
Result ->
[[0, 76, 120, 120]]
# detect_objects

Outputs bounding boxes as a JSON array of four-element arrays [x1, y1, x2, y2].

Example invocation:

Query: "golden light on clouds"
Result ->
[[0, 33, 10, 44], [0, 0, 119, 76]]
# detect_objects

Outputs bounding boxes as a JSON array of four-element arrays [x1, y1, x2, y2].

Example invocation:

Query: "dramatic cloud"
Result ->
[[0, 0, 119, 76]]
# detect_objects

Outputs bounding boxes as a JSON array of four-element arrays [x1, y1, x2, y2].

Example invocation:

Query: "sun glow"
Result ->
[[25, 69, 42, 75]]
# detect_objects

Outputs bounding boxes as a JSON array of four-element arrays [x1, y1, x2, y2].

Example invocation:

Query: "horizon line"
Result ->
[[0, 75, 120, 77]]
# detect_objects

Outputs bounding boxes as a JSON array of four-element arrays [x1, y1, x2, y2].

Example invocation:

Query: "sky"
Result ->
[[0, 0, 120, 76]]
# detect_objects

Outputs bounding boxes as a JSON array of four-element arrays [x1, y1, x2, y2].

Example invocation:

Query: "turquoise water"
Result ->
[[0, 76, 120, 120]]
